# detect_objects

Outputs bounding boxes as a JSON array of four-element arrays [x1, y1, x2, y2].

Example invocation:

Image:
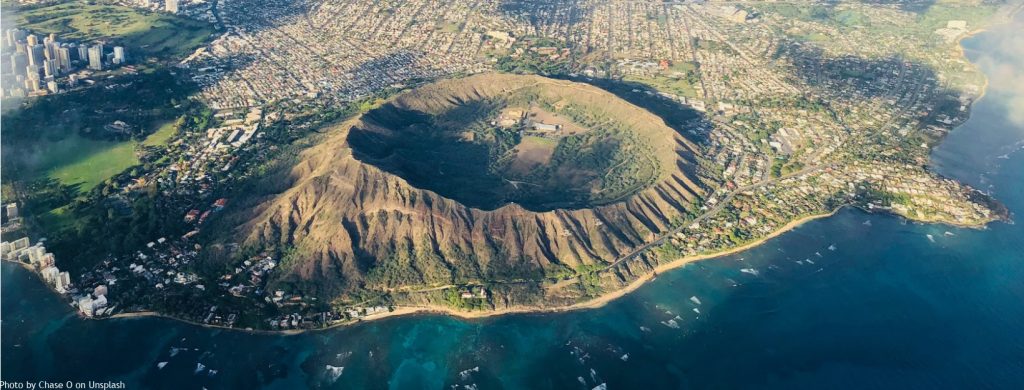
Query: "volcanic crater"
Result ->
[[224, 74, 712, 302]]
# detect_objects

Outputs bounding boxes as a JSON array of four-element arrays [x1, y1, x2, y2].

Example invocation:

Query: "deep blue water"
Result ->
[[4, 17, 1024, 390]]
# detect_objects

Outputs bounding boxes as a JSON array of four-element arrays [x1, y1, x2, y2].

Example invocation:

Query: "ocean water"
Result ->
[[3, 17, 1024, 390]]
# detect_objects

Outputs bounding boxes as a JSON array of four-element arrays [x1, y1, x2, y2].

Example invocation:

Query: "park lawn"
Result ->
[[15, 0, 214, 59], [624, 74, 699, 98], [43, 118, 179, 191], [44, 135, 140, 192], [143, 120, 179, 146]]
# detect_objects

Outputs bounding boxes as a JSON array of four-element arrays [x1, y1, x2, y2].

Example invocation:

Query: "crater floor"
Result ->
[[347, 76, 673, 211]]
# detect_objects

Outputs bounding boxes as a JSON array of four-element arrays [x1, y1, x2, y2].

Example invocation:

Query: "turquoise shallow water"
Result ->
[[3, 17, 1024, 389]]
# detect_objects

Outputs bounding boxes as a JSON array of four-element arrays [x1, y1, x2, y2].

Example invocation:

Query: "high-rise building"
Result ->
[[77, 45, 89, 62], [27, 245, 45, 264], [41, 266, 60, 284], [5, 29, 26, 48], [44, 41, 58, 61], [25, 79, 39, 92], [25, 64, 41, 80], [57, 46, 72, 71], [27, 44, 44, 66], [78, 296, 95, 316], [26, 34, 38, 46], [113, 46, 126, 64], [166, 0, 178, 13], [88, 45, 103, 70], [43, 59, 56, 77], [43, 35, 55, 59], [55, 271, 71, 293]]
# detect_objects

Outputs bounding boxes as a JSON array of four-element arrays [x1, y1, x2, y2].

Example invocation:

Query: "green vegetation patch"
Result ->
[[142, 120, 179, 146], [37, 123, 176, 191], [44, 135, 140, 191]]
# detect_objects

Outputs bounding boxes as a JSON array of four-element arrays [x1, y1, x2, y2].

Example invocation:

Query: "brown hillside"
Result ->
[[221, 74, 711, 300]]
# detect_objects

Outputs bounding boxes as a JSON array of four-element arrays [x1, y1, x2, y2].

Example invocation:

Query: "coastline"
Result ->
[[18, 184, 995, 334], [560, 208, 843, 312], [1, 257, 38, 271], [95, 208, 846, 333]]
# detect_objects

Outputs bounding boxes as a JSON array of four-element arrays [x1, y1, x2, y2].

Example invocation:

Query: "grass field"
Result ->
[[42, 134, 140, 191], [14, 0, 214, 60], [143, 120, 178, 146], [624, 74, 699, 98], [35, 120, 178, 192]]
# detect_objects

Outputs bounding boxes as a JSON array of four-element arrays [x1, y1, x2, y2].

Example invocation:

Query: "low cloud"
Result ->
[[971, 20, 1024, 127]]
